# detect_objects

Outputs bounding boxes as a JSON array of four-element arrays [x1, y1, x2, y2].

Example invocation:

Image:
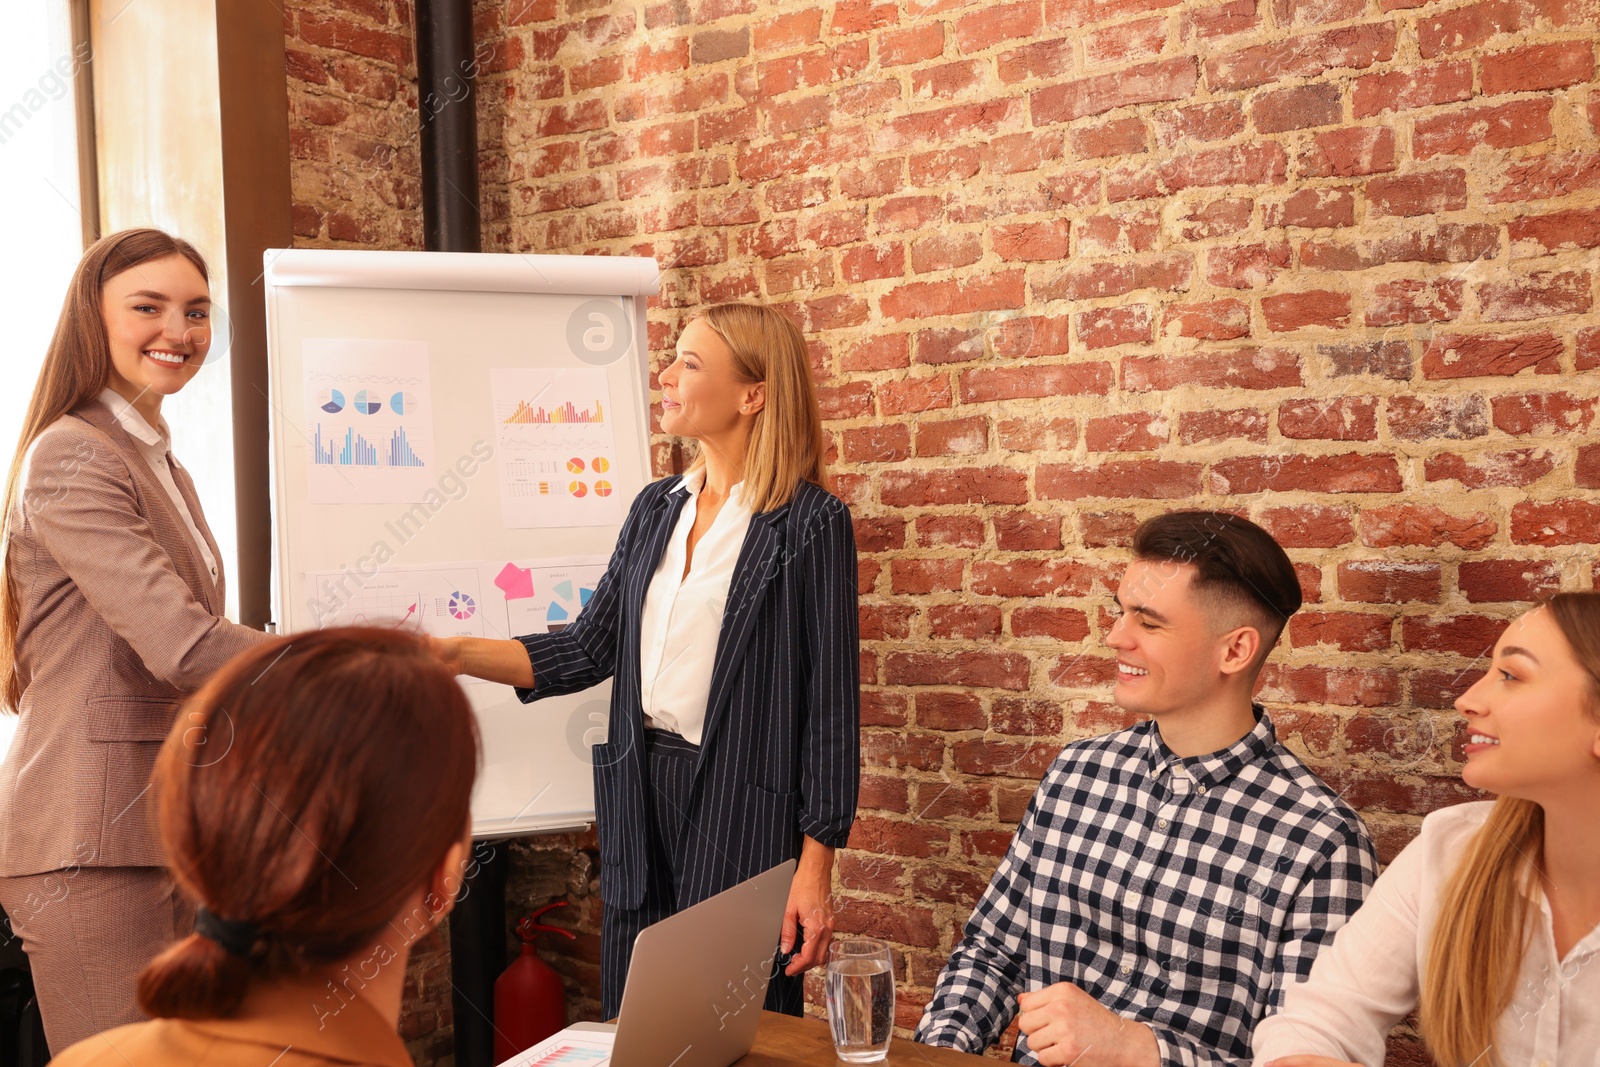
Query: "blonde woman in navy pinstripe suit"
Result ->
[[439, 303, 859, 1018]]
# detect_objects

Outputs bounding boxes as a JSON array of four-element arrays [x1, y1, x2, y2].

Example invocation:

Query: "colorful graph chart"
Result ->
[[521, 1042, 611, 1067], [569, 481, 587, 498], [591, 457, 610, 473], [566, 457, 585, 473], [353, 390, 384, 415], [318, 388, 345, 414], [312, 424, 426, 468], [390, 392, 418, 415], [502, 398, 605, 425], [544, 579, 595, 631], [448, 592, 476, 620], [593, 480, 612, 497]]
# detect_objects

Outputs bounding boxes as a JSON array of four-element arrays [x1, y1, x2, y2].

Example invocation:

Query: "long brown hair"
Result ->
[[1420, 592, 1600, 1066], [136, 627, 479, 1019], [684, 303, 829, 513], [0, 228, 210, 712]]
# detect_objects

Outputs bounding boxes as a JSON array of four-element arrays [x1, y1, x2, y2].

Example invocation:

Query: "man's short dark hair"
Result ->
[[1132, 510, 1302, 650]]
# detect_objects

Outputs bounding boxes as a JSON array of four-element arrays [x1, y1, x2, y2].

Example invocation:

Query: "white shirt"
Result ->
[[1253, 801, 1600, 1067], [636, 467, 754, 746], [97, 389, 220, 583]]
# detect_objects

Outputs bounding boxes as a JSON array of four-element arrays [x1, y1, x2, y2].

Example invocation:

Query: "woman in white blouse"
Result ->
[[1255, 592, 1600, 1067], [0, 229, 269, 1050], [438, 304, 859, 1018]]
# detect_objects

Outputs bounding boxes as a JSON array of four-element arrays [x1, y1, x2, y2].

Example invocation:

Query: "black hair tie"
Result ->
[[194, 906, 260, 957]]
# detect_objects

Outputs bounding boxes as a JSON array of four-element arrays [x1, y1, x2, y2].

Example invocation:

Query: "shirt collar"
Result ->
[[97, 387, 169, 449], [677, 465, 746, 504], [1145, 705, 1276, 790]]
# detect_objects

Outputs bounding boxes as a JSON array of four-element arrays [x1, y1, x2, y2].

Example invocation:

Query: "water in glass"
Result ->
[[825, 941, 894, 1063]]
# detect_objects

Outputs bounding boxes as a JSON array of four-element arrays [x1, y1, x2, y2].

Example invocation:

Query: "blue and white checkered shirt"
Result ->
[[916, 708, 1378, 1066]]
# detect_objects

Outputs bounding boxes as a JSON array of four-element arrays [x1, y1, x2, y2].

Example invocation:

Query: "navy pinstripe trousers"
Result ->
[[600, 728, 803, 1020]]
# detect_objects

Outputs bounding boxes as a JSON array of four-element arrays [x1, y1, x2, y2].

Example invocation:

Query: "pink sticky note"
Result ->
[[495, 562, 535, 600]]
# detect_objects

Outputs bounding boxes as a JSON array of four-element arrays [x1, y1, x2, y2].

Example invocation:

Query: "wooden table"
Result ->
[[739, 1012, 991, 1066]]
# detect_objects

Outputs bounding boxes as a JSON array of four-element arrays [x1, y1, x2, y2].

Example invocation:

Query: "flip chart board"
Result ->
[[263, 248, 659, 838]]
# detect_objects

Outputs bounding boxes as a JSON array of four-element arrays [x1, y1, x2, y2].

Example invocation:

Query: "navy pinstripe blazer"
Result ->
[[517, 475, 860, 912]]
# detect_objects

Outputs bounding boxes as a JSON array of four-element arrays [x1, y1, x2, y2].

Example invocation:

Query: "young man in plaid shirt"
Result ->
[[916, 511, 1379, 1067]]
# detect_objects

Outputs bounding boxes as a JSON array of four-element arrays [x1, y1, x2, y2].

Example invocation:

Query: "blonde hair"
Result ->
[[1420, 592, 1600, 1066], [683, 304, 828, 513]]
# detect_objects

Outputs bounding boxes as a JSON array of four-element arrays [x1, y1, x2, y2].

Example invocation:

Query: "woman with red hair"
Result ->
[[49, 626, 479, 1066]]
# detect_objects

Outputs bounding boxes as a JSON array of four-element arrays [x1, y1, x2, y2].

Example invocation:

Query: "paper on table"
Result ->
[[302, 338, 439, 504], [496, 1027, 615, 1067]]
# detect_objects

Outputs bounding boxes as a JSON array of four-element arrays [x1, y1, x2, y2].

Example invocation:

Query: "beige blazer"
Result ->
[[48, 972, 413, 1067], [0, 403, 269, 877]]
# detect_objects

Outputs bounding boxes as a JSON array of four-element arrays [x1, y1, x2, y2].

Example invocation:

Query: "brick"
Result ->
[[1481, 41, 1594, 95], [881, 271, 1025, 321], [992, 219, 1074, 261], [1386, 395, 1489, 441], [1086, 412, 1170, 451], [916, 416, 990, 456], [997, 416, 1079, 451], [1302, 224, 1501, 271], [1352, 61, 1473, 118], [916, 515, 986, 547], [1417, 0, 1532, 58], [1425, 448, 1556, 488], [1279, 396, 1379, 441], [830, 0, 898, 34], [1047, 0, 1183, 27], [1080, 511, 1141, 547], [876, 195, 946, 233], [1477, 272, 1592, 323], [910, 232, 984, 273], [1109, 141, 1288, 199], [885, 651, 1031, 689], [1083, 16, 1169, 66], [1177, 197, 1254, 240], [1071, 117, 1150, 159], [1421, 332, 1563, 380], [953, 2, 1042, 54], [1257, 665, 1402, 707], [1490, 149, 1600, 204], [927, 604, 1002, 639], [847, 816, 950, 859], [1152, 100, 1246, 146], [1368, 169, 1468, 217], [880, 468, 1029, 506], [1367, 278, 1465, 327], [875, 99, 1025, 152], [1510, 500, 1600, 545], [1251, 82, 1343, 133], [1274, 0, 1366, 24], [1205, 23, 1397, 90], [1124, 348, 1302, 390], [1078, 209, 1163, 256], [1323, 341, 1412, 380], [1179, 409, 1269, 444], [1338, 560, 1443, 603], [1264, 187, 1356, 230], [1402, 615, 1505, 657], [859, 603, 914, 639], [878, 373, 953, 415], [1077, 305, 1154, 348], [840, 158, 903, 199], [1039, 253, 1193, 301], [1162, 299, 1250, 340], [916, 692, 985, 730], [1299, 126, 1395, 177], [1458, 560, 1565, 603], [889, 557, 965, 595], [1037, 460, 1205, 500], [1262, 290, 1351, 331], [1508, 207, 1600, 255], [1031, 58, 1199, 124], [841, 424, 911, 463], [1414, 99, 1553, 159], [1181, 0, 1260, 39], [691, 26, 748, 63], [882, 24, 945, 66], [855, 517, 908, 553], [1012, 606, 1092, 641], [991, 314, 1073, 358], [1290, 612, 1392, 652], [960, 363, 1113, 402], [997, 38, 1074, 83], [1360, 504, 1497, 550], [840, 242, 905, 284], [1261, 504, 1355, 548], [912, 60, 985, 101], [754, 8, 824, 52], [990, 131, 1066, 174], [951, 738, 1060, 778], [1491, 392, 1598, 435], [994, 511, 1063, 551], [1207, 240, 1291, 288], [1579, 445, 1600, 489], [1211, 453, 1403, 494]]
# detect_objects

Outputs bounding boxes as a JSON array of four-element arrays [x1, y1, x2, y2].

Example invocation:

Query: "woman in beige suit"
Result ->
[[0, 228, 270, 1051]]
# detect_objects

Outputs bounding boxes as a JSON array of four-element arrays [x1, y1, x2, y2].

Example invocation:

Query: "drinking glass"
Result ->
[[825, 937, 894, 1063]]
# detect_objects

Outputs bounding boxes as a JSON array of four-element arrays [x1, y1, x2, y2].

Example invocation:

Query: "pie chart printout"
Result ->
[[390, 392, 418, 415], [301, 338, 437, 503], [449, 591, 476, 620], [318, 388, 345, 414], [353, 390, 384, 415], [544, 578, 596, 632]]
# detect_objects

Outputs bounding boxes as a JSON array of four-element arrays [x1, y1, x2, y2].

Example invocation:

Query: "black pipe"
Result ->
[[415, 5, 489, 1062], [415, 0, 481, 253]]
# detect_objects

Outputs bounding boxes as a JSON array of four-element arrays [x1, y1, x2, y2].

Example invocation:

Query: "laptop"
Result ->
[[568, 859, 797, 1067]]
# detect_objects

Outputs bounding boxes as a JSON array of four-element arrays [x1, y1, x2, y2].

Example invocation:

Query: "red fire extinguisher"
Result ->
[[493, 902, 577, 1062]]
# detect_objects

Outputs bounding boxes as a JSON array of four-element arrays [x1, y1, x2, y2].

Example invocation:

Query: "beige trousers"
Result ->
[[0, 866, 192, 1055]]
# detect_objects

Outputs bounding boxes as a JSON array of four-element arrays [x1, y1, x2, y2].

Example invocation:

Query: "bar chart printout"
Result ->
[[491, 367, 624, 529], [498, 1029, 614, 1067], [302, 338, 438, 503]]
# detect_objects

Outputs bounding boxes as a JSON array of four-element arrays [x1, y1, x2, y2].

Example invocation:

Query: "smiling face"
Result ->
[[1106, 559, 1262, 722], [1455, 607, 1600, 803], [658, 317, 763, 444], [100, 253, 211, 409]]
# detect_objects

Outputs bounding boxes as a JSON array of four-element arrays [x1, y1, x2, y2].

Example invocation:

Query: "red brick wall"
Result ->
[[282, 0, 1600, 1061]]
